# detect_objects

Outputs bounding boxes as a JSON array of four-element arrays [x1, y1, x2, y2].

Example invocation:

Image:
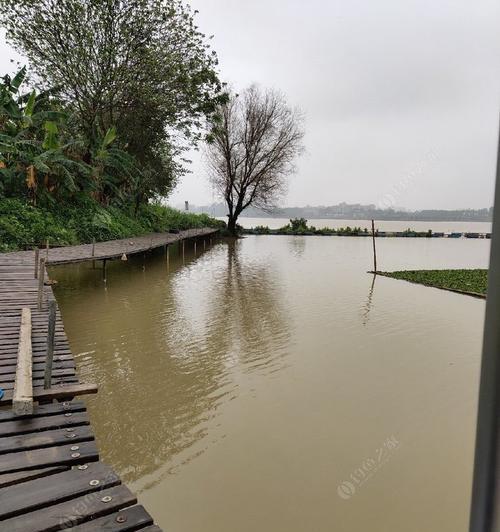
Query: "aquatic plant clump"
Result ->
[[381, 269, 488, 296]]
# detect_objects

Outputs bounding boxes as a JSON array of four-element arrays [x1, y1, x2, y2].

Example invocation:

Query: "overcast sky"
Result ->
[[2, 0, 499, 210]]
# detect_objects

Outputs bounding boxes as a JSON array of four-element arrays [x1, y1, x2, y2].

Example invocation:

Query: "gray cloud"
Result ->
[[170, 0, 500, 210]]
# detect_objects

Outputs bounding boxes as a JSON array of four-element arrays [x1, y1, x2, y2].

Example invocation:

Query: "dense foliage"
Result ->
[[252, 219, 368, 235], [0, 0, 226, 207], [0, 67, 136, 205], [381, 269, 488, 296], [0, 197, 224, 252]]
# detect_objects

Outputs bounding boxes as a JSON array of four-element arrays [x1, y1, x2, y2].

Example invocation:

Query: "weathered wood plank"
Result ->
[[0, 425, 93, 455], [0, 462, 119, 520], [12, 307, 33, 415], [0, 400, 84, 422], [60, 505, 153, 531], [0, 411, 89, 437], [0, 383, 98, 406], [0, 377, 79, 391], [0, 484, 136, 532], [0, 466, 69, 489], [0, 440, 99, 473]]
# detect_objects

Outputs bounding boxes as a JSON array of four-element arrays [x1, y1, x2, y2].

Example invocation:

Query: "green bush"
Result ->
[[253, 225, 271, 234], [0, 197, 225, 251]]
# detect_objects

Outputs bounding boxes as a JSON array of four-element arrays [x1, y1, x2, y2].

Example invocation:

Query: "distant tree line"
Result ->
[[192, 202, 493, 222]]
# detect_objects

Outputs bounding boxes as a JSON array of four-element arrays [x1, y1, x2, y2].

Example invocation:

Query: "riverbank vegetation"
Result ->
[[0, 0, 226, 249], [249, 219, 369, 236], [245, 219, 489, 238], [379, 270, 488, 297], [0, 197, 223, 252]]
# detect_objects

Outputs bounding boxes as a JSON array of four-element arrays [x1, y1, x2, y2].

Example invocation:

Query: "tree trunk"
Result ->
[[227, 215, 238, 236]]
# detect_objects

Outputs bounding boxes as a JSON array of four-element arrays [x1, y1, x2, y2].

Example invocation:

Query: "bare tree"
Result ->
[[206, 85, 305, 235]]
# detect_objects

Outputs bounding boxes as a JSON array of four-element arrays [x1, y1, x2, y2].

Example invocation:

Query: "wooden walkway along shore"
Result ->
[[0, 228, 218, 531]]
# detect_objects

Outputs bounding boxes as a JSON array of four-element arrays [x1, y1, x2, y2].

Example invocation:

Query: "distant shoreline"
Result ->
[[192, 204, 493, 223], [231, 213, 492, 222], [242, 227, 491, 239]]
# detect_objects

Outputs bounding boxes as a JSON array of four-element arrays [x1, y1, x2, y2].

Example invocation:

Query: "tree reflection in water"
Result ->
[[52, 239, 290, 487]]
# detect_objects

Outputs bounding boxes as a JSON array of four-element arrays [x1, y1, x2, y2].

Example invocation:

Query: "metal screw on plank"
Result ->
[[62, 401, 70, 406], [116, 516, 127, 523], [66, 427, 74, 432], [77, 465, 88, 470], [65, 433, 76, 439], [71, 452, 81, 458], [70, 445, 79, 451], [101, 496, 112, 503], [89, 480, 100, 486], [65, 413, 72, 417]]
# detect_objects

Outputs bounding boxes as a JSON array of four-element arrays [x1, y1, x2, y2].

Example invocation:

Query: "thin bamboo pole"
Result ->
[[371, 219, 377, 273], [44, 299, 56, 389]]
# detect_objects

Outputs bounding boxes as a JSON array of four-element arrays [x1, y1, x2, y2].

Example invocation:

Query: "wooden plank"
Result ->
[[0, 377, 79, 391], [61, 505, 153, 531], [0, 462, 119, 520], [0, 484, 136, 532], [0, 411, 89, 437], [12, 307, 33, 415], [0, 466, 69, 488], [0, 360, 75, 376], [0, 367, 75, 381], [0, 425, 93, 455], [0, 383, 98, 406], [0, 401, 85, 423], [0, 440, 99, 473]]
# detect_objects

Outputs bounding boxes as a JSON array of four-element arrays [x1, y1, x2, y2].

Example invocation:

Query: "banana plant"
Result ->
[[0, 67, 89, 202], [91, 126, 142, 205]]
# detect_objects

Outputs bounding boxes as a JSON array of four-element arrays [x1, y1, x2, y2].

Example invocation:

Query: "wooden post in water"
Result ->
[[102, 259, 107, 282], [45, 239, 49, 260], [194, 239, 197, 254], [34, 248, 39, 279], [371, 219, 377, 273], [92, 238, 96, 269], [44, 299, 56, 389], [37, 258, 46, 311], [166, 245, 170, 269], [203, 239, 206, 250], [182, 240, 185, 262]]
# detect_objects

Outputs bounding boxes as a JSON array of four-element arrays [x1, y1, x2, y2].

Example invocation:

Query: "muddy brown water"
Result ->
[[51, 235, 489, 532]]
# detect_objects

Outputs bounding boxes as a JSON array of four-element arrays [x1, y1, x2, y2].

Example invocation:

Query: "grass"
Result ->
[[380, 269, 488, 297], [0, 197, 225, 252]]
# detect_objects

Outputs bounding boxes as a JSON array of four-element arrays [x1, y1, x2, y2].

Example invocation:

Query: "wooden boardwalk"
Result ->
[[0, 228, 218, 531]]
